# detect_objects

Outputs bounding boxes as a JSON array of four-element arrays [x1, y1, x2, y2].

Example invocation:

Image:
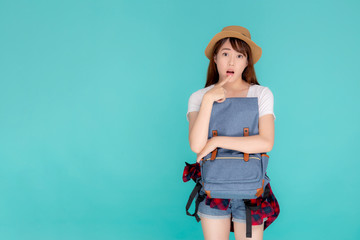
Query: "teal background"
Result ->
[[0, 0, 359, 239]]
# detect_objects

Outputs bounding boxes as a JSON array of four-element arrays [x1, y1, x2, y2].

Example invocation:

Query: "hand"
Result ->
[[196, 137, 218, 163], [204, 75, 233, 103]]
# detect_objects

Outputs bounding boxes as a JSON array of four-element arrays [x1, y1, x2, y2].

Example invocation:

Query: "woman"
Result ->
[[186, 26, 279, 240]]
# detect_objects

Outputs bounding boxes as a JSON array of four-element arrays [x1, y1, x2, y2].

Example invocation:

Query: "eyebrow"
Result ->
[[220, 48, 245, 55]]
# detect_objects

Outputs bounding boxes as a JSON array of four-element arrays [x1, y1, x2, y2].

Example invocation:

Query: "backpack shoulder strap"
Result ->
[[186, 181, 205, 222], [243, 183, 271, 238]]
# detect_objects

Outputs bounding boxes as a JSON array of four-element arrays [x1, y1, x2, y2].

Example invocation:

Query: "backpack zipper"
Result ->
[[203, 156, 261, 162]]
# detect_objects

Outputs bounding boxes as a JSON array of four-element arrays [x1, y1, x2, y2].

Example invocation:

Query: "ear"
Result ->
[[214, 54, 217, 64]]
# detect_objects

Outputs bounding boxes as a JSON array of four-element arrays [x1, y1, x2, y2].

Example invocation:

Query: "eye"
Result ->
[[222, 53, 228, 56], [237, 54, 243, 58]]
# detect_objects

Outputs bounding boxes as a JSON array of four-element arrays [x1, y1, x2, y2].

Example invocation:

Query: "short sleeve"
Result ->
[[259, 87, 276, 120], [186, 92, 202, 122]]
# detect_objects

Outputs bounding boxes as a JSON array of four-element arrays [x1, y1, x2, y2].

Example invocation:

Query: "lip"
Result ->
[[226, 69, 235, 76]]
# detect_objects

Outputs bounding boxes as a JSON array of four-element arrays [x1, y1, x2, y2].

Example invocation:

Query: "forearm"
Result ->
[[189, 94, 213, 153], [214, 135, 272, 154]]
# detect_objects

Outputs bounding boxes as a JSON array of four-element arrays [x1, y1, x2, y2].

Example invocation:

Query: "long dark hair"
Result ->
[[205, 37, 260, 88]]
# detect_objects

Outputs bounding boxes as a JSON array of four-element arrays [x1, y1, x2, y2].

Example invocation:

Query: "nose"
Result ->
[[228, 55, 235, 66]]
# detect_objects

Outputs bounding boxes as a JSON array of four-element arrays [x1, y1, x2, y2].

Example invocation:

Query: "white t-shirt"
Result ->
[[186, 84, 276, 122]]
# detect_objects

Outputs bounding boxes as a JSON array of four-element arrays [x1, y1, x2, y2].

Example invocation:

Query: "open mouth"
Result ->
[[226, 71, 234, 75]]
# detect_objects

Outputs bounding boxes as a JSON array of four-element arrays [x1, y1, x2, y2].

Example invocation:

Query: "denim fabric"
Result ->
[[200, 97, 270, 199], [198, 197, 268, 223]]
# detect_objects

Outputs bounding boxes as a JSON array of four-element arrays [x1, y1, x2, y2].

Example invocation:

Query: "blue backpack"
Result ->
[[185, 97, 271, 238], [199, 97, 270, 199]]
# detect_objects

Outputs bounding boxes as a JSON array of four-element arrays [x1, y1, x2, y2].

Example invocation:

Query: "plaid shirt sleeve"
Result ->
[[182, 162, 201, 183], [183, 163, 280, 230]]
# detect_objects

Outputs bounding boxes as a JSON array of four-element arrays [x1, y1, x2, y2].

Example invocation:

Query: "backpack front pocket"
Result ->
[[201, 156, 262, 184]]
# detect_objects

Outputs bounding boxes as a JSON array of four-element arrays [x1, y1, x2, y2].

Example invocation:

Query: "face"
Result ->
[[214, 38, 248, 82]]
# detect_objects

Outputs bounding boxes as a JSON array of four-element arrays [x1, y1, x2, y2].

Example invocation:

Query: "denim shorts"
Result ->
[[198, 198, 268, 223]]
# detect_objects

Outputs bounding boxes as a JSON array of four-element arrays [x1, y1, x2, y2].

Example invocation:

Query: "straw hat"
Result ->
[[204, 25, 262, 64]]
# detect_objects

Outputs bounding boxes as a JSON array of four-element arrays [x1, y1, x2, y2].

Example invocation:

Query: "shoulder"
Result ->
[[189, 84, 215, 100], [250, 85, 275, 120], [186, 84, 215, 122], [188, 84, 215, 105], [249, 84, 274, 98]]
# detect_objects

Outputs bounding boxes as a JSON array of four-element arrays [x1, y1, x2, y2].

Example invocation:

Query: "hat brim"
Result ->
[[205, 31, 262, 64]]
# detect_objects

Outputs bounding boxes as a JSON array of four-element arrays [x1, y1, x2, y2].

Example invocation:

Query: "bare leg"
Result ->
[[200, 216, 231, 240], [233, 221, 264, 240]]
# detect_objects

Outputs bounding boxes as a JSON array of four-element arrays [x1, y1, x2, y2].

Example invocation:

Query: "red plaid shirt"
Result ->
[[183, 162, 280, 231]]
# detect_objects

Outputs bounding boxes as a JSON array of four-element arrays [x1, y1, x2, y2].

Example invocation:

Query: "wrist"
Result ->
[[203, 93, 214, 104], [211, 136, 220, 148]]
